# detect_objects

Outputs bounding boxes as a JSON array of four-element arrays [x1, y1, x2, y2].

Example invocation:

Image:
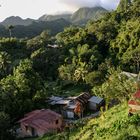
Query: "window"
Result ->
[[25, 126, 28, 131], [56, 120, 59, 124]]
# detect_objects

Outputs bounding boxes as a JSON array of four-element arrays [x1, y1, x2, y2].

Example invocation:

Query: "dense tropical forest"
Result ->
[[0, 0, 140, 139]]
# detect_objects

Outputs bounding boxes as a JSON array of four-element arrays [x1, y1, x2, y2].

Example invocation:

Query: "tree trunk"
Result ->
[[9, 30, 12, 38]]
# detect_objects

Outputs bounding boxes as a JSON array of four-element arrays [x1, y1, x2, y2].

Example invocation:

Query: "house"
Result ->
[[48, 92, 91, 119], [128, 90, 140, 115], [18, 109, 63, 137], [64, 92, 91, 119], [121, 71, 137, 79], [88, 96, 104, 111]]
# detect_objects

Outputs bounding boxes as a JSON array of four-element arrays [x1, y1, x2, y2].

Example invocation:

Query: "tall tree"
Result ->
[[0, 51, 11, 78], [7, 25, 14, 38], [117, 0, 132, 12], [0, 112, 10, 140]]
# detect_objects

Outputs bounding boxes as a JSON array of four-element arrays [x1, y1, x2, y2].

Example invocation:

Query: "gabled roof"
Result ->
[[88, 96, 103, 104], [18, 109, 62, 131], [133, 90, 140, 98], [49, 96, 63, 101], [55, 99, 71, 105], [75, 92, 91, 105]]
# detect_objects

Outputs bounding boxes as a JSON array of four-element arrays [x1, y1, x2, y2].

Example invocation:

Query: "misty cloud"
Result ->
[[101, 0, 120, 10], [60, 0, 120, 10]]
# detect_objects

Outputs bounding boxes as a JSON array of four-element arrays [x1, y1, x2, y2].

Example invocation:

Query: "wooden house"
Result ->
[[48, 93, 91, 119], [18, 109, 63, 137], [65, 92, 91, 119], [88, 96, 104, 111]]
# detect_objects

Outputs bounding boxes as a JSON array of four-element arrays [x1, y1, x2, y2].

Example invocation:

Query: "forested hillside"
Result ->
[[0, 6, 107, 38], [0, 0, 139, 139], [1, 16, 34, 26], [71, 7, 107, 25], [0, 19, 71, 38]]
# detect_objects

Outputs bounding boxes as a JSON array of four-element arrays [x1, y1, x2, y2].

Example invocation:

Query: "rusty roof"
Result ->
[[128, 100, 140, 106], [75, 92, 91, 105], [133, 90, 140, 98], [18, 109, 62, 130]]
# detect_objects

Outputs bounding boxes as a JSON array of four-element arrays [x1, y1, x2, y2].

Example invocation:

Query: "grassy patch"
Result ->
[[25, 103, 140, 140]]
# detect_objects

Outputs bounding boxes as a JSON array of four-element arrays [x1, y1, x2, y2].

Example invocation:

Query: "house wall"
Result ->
[[20, 123, 37, 137], [66, 111, 74, 119], [37, 117, 63, 136], [89, 102, 97, 110]]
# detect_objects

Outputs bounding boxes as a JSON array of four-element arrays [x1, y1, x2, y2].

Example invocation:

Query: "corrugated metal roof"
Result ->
[[75, 92, 91, 105], [18, 109, 62, 131], [88, 96, 103, 104], [55, 100, 71, 105], [49, 96, 63, 101]]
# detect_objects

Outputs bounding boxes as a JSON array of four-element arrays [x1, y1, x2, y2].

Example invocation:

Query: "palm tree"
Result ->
[[7, 25, 14, 38], [132, 51, 140, 74], [0, 52, 11, 77]]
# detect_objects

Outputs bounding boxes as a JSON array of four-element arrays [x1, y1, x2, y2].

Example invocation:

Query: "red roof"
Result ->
[[18, 109, 62, 131], [128, 100, 140, 105], [133, 90, 140, 98]]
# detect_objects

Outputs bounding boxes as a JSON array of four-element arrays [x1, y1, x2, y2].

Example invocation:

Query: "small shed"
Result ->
[[65, 92, 91, 119], [88, 96, 104, 111]]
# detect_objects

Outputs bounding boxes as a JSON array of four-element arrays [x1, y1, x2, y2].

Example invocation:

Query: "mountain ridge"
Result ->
[[1, 16, 34, 26], [1, 6, 108, 26], [71, 6, 108, 25]]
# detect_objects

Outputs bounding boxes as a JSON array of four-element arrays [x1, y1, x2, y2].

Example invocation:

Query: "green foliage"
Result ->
[[58, 44, 103, 83], [110, 18, 140, 72], [0, 51, 11, 78], [92, 68, 136, 102], [85, 71, 103, 86], [117, 0, 132, 12], [0, 112, 11, 140], [32, 103, 140, 140], [0, 59, 46, 119], [0, 19, 71, 38], [0, 0, 139, 138]]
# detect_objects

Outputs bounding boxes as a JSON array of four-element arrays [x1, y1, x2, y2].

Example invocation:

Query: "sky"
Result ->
[[0, 0, 120, 21]]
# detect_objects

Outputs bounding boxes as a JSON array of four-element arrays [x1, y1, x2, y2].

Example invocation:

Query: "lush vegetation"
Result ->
[[33, 103, 140, 140], [0, 6, 107, 39], [0, 19, 71, 38], [0, 0, 139, 139]]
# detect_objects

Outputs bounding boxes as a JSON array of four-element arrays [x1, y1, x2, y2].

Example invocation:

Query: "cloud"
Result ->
[[101, 0, 120, 10], [60, 0, 120, 10]]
